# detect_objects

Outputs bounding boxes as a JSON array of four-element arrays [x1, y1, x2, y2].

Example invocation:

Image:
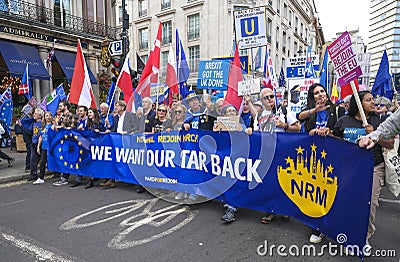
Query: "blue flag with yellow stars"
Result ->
[[0, 86, 13, 127]]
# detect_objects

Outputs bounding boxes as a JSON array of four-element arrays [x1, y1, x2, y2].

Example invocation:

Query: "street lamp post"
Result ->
[[121, 0, 129, 62]]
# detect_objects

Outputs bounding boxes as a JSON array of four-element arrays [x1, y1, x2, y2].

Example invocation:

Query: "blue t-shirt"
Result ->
[[315, 110, 329, 129], [31, 121, 42, 144], [40, 124, 52, 150], [241, 112, 252, 128], [77, 118, 88, 130]]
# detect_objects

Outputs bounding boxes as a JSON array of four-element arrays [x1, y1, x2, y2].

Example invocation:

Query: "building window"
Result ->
[[161, 0, 171, 10], [54, 0, 72, 28], [139, 28, 149, 50], [161, 51, 169, 76], [188, 14, 200, 40], [189, 45, 200, 72], [288, 10, 292, 25], [162, 21, 172, 46], [283, 31, 287, 53], [118, 6, 122, 24], [283, 3, 287, 18], [141, 54, 148, 64], [138, 0, 147, 17], [267, 18, 272, 43], [276, 26, 280, 49], [276, 0, 281, 14], [300, 22, 304, 37]]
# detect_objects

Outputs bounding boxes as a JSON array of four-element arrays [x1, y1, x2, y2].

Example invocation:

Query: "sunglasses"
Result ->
[[175, 110, 183, 114], [158, 109, 167, 112], [262, 95, 275, 100], [375, 103, 386, 107]]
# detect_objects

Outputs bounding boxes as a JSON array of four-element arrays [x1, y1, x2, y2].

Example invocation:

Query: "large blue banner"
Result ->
[[48, 129, 373, 252]]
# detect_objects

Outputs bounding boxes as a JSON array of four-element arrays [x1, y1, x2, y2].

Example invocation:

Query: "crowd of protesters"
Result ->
[[16, 85, 400, 256]]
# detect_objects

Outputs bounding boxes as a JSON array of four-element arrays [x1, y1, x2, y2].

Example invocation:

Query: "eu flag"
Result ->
[[371, 50, 393, 100], [0, 86, 13, 127], [176, 28, 190, 99], [319, 47, 329, 88]]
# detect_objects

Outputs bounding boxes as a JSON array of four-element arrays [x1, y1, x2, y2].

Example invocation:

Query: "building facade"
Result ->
[[369, 0, 400, 87], [0, 0, 118, 107], [115, 0, 324, 87]]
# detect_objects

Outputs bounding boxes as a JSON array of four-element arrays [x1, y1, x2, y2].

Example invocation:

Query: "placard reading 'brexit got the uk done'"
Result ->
[[328, 31, 362, 87], [197, 60, 230, 90]]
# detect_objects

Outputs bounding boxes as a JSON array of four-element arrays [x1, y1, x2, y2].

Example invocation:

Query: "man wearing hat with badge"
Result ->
[[183, 91, 216, 131]]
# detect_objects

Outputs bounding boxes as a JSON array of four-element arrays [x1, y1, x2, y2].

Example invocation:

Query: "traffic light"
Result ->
[[111, 57, 122, 81]]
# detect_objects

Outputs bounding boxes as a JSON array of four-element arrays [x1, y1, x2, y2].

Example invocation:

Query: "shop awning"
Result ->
[[0, 39, 50, 80], [55, 50, 97, 84]]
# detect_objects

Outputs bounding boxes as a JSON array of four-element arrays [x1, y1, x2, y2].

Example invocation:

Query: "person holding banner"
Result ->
[[296, 83, 345, 243], [215, 104, 251, 223], [152, 104, 173, 133], [297, 83, 345, 136], [334, 91, 394, 255], [255, 88, 299, 224], [52, 111, 78, 186], [183, 92, 216, 203], [183, 92, 216, 131], [136, 97, 156, 193], [84, 108, 102, 189], [172, 105, 187, 131], [99, 103, 114, 131], [87, 108, 101, 132], [102, 100, 140, 189]]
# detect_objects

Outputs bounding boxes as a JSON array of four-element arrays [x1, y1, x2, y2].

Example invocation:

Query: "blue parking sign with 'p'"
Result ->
[[240, 17, 259, 37]]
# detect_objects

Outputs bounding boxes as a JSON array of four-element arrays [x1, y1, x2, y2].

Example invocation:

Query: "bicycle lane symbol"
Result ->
[[60, 198, 199, 249]]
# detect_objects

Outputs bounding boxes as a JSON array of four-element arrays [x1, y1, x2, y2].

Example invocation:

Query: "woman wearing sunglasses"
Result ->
[[374, 96, 392, 118], [152, 104, 173, 133], [172, 104, 187, 131]]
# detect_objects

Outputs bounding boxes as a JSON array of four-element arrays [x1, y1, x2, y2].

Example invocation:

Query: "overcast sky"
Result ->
[[314, 1, 370, 42]]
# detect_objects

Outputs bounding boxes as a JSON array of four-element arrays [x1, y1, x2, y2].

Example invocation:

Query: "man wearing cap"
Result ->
[[183, 92, 216, 131]]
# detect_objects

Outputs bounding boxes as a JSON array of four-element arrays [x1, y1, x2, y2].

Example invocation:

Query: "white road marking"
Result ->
[[0, 180, 29, 188], [1, 233, 74, 261], [379, 197, 400, 204], [1, 199, 26, 207], [0, 228, 83, 262]]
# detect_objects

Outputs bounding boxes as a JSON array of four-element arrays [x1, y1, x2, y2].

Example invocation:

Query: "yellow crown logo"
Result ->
[[277, 144, 338, 218]]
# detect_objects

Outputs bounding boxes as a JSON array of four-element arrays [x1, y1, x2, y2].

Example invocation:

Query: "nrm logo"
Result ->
[[240, 17, 258, 37], [277, 144, 338, 218]]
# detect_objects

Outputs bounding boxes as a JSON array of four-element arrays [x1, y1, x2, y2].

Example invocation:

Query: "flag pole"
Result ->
[[105, 84, 118, 124], [350, 80, 367, 126]]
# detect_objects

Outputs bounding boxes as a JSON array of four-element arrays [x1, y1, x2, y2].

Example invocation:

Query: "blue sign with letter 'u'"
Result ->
[[240, 17, 259, 37]]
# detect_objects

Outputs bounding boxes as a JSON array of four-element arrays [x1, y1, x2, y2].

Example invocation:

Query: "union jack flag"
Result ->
[[0, 86, 12, 105], [46, 41, 55, 68], [262, 46, 278, 90]]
